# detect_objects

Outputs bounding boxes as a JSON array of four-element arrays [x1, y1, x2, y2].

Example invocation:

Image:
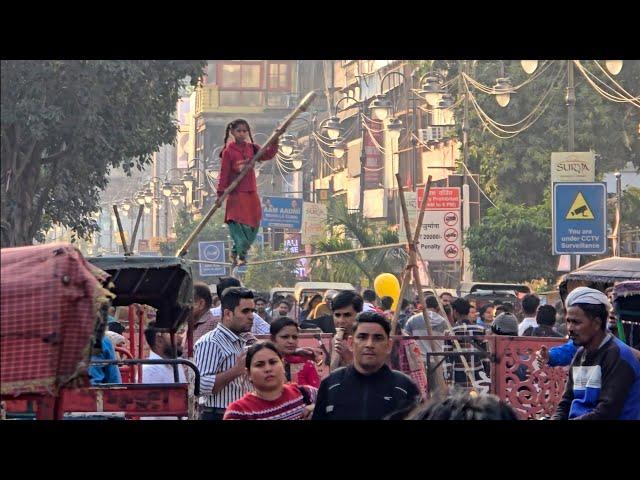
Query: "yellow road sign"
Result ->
[[565, 192, 595, 220]]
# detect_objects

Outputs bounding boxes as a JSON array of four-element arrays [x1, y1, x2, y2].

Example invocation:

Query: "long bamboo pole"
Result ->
[[395, 175, 448, 395], [112, 205, 130, 256], [176, 91, 317, 257], [400, 180, 479, 389], [129, 204, 144, 254]]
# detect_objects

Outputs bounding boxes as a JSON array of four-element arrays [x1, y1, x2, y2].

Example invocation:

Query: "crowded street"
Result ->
[[1, 59, 639, 421]]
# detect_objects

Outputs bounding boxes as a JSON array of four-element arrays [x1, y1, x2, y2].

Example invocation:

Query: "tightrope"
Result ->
[[190, 242, 407, 266]]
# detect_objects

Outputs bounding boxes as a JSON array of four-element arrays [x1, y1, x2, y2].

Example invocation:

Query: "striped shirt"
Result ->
[[223, 383, 318, 420], [445, 321, 488, 389], [210, 306, 271, 335], [194, 323, 252, 409]]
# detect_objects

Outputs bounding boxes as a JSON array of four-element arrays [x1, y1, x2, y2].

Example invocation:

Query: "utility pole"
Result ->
[[460, 60, 473, 283], [410, 67, 418, 192], [616, 172, 622, 256], [359, 102, 367, 214], [566, 59, 577, 270], [164, 196, 169, 238]]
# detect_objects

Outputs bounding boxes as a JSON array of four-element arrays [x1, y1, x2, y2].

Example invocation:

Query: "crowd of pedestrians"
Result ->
[[99, 277, 640, 421]]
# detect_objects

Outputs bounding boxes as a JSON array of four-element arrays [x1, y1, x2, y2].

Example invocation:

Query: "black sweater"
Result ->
[[312, 364, 420, 420]]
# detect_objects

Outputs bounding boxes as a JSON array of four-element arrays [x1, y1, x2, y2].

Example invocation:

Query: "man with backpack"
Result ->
[[312, 312, 420, 420]]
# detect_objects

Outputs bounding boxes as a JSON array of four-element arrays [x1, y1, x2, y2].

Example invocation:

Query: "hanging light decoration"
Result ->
[[492, 77, 514, 107], [162, 181, 173, 197], [520, 60, 539, 74], [369, 95, 392, 121], [181, 171, 195, 190], [419, 76, 446, 106], [332, 140, 347, 159], [323, 116, 342, 140], [279, 134, 297, 157], [433, 94, 456, 126], [605, 60, 623, 75]]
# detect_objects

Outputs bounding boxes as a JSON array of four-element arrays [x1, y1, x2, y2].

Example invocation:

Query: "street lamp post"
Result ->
[[280, 114, 321, 203], [566, 60, 577, 270], [330, 94, 370, 213], [461, 60, 472, 282]]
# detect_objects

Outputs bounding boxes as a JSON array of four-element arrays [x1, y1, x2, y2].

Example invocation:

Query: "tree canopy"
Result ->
[[423, 60, 639, 281], [464, 202, 556, 283], [312, 199, 406, 286], [1, 60, 206, 247], [450, 60, 639, 206]]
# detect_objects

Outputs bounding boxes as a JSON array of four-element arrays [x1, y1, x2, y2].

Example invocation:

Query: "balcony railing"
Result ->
[[195, 85, 295, 113]]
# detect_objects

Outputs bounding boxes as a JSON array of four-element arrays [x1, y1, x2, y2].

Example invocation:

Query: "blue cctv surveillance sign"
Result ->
[[552, 183, 607, 255]]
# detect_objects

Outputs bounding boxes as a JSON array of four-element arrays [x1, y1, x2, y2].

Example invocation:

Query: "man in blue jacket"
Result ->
[[551, 287, 640, 420]]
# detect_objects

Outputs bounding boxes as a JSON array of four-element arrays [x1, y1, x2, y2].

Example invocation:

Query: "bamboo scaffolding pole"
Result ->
[[394, 175, 448, 396], [129, 204, 144, 254], [112, 205, 130, 256], [176, 91, 317, 257], [396, 177, 480, 390]]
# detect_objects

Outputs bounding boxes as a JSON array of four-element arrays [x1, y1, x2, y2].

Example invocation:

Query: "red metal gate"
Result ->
[[490, 336, 569, 419], [389, 335, 569, 419]]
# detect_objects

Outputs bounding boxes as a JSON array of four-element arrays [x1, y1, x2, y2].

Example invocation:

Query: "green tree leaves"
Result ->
[[1, 60, 206, 246], [465, 202, 556, 283], [312, 199, 405, 286]]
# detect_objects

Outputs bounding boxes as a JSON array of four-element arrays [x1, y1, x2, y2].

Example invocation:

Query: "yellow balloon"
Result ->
[[373, 273, 400, 309]]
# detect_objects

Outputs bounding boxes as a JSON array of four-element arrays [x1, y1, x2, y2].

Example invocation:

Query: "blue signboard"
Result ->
[[553, 183, 607, 255], [261, 197, 303, 229], [198, 241, 226, 277]]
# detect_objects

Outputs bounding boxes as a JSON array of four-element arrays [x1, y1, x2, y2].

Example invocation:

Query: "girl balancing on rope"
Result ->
[[217, 119, 278, 267]]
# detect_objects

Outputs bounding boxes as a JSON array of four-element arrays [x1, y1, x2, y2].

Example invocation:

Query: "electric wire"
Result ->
[[574, 61, 640, 107], [462, 63, 565, 129], [574, 61, 639, 105], [462, 66, 565, 138], [457, 161, 498, 208], [592, 61, 640, 102], [462, 60, 554, 94]]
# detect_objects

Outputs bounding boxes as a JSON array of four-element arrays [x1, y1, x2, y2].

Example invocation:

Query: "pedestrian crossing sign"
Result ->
[[565, 192, 595, 220]]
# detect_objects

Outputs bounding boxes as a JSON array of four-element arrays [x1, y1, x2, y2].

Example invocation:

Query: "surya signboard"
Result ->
[[551, 152, 596, 184]]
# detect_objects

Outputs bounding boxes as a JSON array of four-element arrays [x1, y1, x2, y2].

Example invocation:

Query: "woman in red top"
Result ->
[[223, 342, 317, 420], [270, 317, 321, 388], [217, 119, 278, 266]]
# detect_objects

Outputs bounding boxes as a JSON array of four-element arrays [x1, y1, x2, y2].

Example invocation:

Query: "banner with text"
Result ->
[[416, 187, 461, 262], [261, 197, 303, 229], [301, 202, 327, 245], [551, 152, 596, 184]]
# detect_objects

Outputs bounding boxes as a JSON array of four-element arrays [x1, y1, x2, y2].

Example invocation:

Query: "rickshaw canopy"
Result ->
[[87, 255, 193, 330], [558, 256, 640, 300]]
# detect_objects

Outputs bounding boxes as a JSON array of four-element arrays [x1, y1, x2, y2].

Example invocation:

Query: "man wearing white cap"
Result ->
[[552, 287, 640, 420]]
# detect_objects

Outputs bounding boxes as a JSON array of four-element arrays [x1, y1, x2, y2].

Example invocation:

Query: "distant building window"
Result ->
[[219, 91, 264, 107], [219, 62, 262, 90], [266, 92, 290, 108], [204, 62, 216, 85], [268, 62, 291, 91]]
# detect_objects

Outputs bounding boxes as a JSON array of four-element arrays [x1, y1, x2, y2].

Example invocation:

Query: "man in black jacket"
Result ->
[[312, 312, 421, 420]]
